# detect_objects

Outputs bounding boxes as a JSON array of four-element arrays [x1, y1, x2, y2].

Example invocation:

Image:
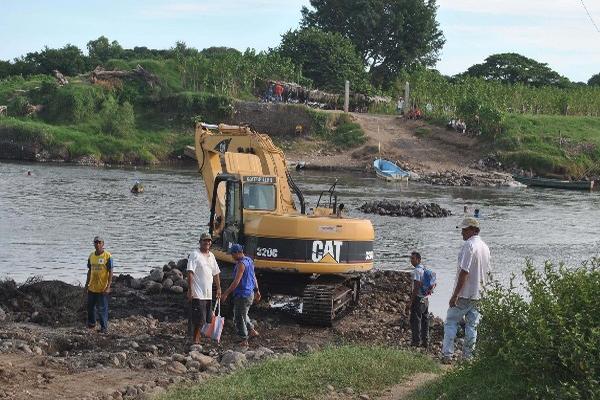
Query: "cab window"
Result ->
[[243, 183, 276, 210]]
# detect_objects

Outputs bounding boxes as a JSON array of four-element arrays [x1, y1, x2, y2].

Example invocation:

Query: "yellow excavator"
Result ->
[[192, 122, 374, 325]]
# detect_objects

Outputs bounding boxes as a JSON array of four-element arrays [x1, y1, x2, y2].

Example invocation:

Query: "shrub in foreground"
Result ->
[[478, 259, 600, 399]]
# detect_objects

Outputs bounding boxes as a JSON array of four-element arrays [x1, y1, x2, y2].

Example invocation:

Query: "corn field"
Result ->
[[397, 69, 600, 118]]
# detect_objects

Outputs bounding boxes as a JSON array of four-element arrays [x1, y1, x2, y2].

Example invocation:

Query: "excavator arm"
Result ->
[[194, 123, 302, 229]]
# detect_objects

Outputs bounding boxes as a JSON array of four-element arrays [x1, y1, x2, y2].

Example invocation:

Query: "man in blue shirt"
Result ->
[[221, 244, 261, 347]]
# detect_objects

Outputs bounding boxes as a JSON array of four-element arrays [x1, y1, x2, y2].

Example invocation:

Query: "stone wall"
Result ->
[[226, 101, 320, 137]]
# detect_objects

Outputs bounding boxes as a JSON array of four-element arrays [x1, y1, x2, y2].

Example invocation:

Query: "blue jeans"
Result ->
[[442, 298, 480, 359], [233, 294, 254, 340], [87, 292, 108, 331]]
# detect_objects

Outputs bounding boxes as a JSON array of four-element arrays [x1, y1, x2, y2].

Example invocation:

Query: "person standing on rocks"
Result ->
[[187, 233, 222, 345], [85, 236, 113, 334], [405, 251, 431, 348], [442, 217, 491, 363], [221, 244, 260, 347]]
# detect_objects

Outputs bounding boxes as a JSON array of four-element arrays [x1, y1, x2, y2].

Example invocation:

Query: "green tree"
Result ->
[[301, 0, 445, 87], [87, 36, 124, 64], [278, 28, 371, 92], [589, 73, 600, 86], [25, 44, 88, 76], [463, 53, 570, 87]]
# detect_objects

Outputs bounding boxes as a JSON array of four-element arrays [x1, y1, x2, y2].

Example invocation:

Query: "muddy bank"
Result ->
[[0, 268, 460, 400]]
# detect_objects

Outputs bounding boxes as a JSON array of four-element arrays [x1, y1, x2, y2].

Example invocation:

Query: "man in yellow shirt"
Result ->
[[85, 236, 113, 334]]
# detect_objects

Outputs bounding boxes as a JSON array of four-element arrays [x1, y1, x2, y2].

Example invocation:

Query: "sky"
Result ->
[[1, 0, 599, 82]]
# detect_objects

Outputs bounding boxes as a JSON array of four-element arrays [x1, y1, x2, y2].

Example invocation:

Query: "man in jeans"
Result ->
[[442, 217, 491, 363], [187, 233, 221, 345], [405, 251, 430, 348], [221, 244, 260, 347], [85, 236, 113, 334]]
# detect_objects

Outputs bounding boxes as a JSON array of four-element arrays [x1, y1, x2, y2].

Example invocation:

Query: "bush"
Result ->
[[7, 95, 30, 117], [331, 113, 367, 148], [100, 97, 135, 137], [478, 260, 600, 399], [44, 84, 105, 123]]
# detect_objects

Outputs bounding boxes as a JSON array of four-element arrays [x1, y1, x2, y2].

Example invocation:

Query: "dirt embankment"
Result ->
[[0, 267, 458, 400], [287, 112, 514, 186]]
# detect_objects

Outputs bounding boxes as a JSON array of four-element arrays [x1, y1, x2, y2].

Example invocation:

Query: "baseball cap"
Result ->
[[457, 217, 480, 229], [229, 243, 243, 254], [93, 236, 103, 243], [200, 233, 212, 241]]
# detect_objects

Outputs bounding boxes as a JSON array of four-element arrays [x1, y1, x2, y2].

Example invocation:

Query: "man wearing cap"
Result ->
[[187, 233, 222, 345], [221, 243, 260, 347], [442, 217, 491, 363], [85, 236, 113, 334]]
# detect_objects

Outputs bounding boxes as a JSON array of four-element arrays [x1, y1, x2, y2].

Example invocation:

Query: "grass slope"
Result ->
[[161, 346, 440, 400], [496, 114, 600, 176]]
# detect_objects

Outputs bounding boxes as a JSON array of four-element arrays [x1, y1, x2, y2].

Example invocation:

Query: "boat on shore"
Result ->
[[373, 159, 410, 181], [513, 175, 594, 191]]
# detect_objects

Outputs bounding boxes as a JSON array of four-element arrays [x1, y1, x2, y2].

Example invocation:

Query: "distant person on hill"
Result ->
[[397, 97, 405, 114], [187, 233, 222, 345], [274, 82, 284, 102], [85, 236, 113, 334], [221, 244, 260, 348], [442, 217, 491, 363], [405, 251, 436, 348]]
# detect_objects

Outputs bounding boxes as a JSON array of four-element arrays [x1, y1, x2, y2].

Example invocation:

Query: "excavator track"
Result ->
[[302, 278, 360, 326]]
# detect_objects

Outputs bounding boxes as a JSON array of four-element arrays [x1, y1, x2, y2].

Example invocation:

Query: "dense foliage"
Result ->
[[479, 260, 600, 399], [278, 28, 370, 93], [462, 53, 570, 87], [412, 260, 600, 400], [301, 0, 445, 87], [589, 73, 600, 87]]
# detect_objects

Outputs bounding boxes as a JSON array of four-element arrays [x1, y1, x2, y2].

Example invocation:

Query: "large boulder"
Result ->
[[169, 269, 184, 281], [149, 268, 164, 283], [189, 351, 217, 370], [162, 278, 174, 289], [145, 282, 163, 295], [176, 258, 188, 272], [220, 351, 247, 368], [169, 286, 184, 294], [167, 360, 187, 374], [130, 278, 143, 290]]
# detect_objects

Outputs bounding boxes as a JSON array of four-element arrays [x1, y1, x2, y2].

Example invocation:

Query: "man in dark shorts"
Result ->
[[187, 233, 221, 344]]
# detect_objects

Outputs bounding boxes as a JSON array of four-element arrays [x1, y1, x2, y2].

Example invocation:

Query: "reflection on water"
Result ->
[[1, 161, 599, 316]]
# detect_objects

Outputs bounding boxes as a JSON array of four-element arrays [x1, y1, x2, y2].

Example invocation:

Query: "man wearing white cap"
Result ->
[[442, 217, 491, 363]]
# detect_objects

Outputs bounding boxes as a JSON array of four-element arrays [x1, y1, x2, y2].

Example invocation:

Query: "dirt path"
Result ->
[[288, 112, 484, 174], [375, 372, 440, 400]]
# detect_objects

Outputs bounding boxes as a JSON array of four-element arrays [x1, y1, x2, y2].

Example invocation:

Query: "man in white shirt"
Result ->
[[187, 233, 221, 345], [442, 217, 491, 363]]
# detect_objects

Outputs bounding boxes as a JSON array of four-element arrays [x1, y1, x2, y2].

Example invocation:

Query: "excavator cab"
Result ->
[[209, 174, 244, 251]]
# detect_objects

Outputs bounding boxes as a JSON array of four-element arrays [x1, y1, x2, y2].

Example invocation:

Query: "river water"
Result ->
[[1, 161, 599, 316]]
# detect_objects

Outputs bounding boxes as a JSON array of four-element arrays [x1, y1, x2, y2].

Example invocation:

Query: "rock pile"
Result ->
[[128, 259, 189, 295], [359, 200, 452, 218], [414, 170, 514, 187]]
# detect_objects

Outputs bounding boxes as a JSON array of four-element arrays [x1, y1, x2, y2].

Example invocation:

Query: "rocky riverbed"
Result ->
[[0, 267, 461, 400]]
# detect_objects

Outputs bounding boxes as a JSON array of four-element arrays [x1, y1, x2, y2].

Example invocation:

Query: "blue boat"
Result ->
[[373, 159, 410, 181]]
